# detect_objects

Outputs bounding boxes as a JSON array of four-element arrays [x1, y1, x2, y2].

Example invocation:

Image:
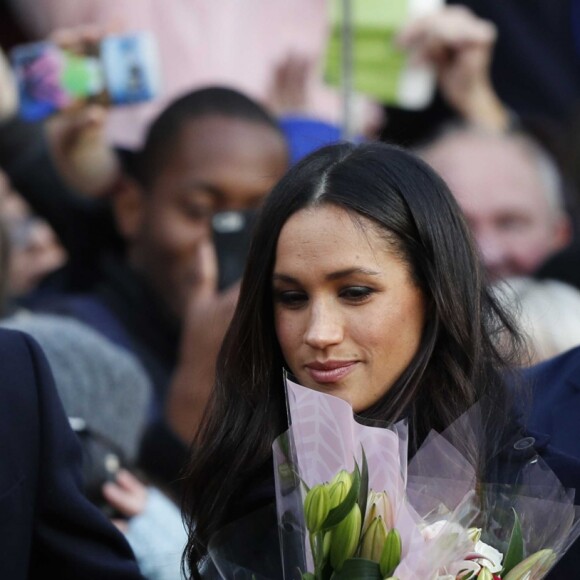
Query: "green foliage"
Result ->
[[329, 558, 383, 579], [501, 509, 524, 576]]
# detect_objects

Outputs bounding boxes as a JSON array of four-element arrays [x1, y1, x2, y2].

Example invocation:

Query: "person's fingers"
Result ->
[[73, 103, 108, 131], [47, 98, 110, 158], [114, 468, 146, 493], [101, 482, 132, 515], [49, 24, 105, 54], [396, 6, 496, 52], [400, 20, 496, 69], [191, 236, 218, 303], [102, 480, 147, 517], [101, 468, 149, 517]]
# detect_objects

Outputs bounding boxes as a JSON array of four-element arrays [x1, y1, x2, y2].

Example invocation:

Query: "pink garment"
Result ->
[[9, 0, 381, 147]]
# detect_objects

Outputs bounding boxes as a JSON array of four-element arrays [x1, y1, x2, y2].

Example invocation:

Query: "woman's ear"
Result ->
[[111, 175, 145, 242]]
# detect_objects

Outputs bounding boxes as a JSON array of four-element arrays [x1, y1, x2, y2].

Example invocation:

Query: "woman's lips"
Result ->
[[305, 361, 358, 384]]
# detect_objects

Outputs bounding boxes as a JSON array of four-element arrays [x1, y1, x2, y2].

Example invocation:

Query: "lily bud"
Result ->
[[503, 549, 556, 580], [468, 527, 482, 544], [329, 504, 362, 571], [328, 480, 349, 510], [364, 490, 394, 533], [304, 484, 330, 533], [380, 528, 402, 578], [330, 469, 352, 490], [477, 568, 493, 580], [360, 516, 388, 562]]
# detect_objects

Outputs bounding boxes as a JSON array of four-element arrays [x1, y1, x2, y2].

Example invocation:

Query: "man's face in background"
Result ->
[[422, 131, 571, 282], [122, 115, 288, 319]]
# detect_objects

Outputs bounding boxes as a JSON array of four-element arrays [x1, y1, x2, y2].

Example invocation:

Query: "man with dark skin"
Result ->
[[112, 97, 289, 454]]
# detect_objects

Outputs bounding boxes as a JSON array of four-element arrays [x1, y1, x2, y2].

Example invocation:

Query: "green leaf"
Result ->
[[320, 558, 334, 580], [321, 462, 361, 530], [501, 508, 524, 576], [358, 447, 369, 530], [330, 558, 382, 579]]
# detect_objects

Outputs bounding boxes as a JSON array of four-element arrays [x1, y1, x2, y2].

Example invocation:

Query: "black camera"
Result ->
[[212, 209, 257, 291]]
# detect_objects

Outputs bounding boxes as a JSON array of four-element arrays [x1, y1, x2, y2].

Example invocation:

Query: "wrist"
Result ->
[[458, 83, 510, 133]]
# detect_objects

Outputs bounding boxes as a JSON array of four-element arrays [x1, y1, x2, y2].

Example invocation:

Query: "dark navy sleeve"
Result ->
[[0, 329, 145, 579]]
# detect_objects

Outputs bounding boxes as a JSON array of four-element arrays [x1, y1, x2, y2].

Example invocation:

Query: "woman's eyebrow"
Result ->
[[272, 273, 298, 284], [326, 267, 381, 280], [272, 268, 380, 284]]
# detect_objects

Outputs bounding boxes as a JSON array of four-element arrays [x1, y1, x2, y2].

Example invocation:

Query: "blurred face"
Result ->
[[0, 174, 66, 296], [273, 204, 426, 414], [423, 133, 570, 282], [129, 115, 288, 318]]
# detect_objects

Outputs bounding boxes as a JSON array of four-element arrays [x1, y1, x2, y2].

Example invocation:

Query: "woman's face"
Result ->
[[273, 204, 426, 413]]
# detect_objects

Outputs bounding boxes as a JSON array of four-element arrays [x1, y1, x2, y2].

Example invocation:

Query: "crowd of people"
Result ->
[[1, 1, 580, 578]]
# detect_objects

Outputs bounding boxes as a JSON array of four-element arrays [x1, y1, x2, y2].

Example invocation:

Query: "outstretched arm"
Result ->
[[397, 5, 510, 132]]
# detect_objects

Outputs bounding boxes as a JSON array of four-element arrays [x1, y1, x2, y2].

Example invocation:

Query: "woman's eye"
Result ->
[[274, 291, 308, 308], [340, 286, 374, 302]]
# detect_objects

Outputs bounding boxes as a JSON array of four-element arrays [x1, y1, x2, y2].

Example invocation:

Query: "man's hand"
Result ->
[[397, 5, 509, 131], [166, 238, 240, 443], [44, 25, 122, 197], [267, 54, 313, 117], [45, 102, 121, 197]]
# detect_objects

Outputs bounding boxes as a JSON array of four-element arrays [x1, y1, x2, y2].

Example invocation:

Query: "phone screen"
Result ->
[[212, 209, 257, 291]]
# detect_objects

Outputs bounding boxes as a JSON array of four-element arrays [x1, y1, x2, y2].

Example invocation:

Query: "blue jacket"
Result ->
[[525, 345, 580, 461], [0, 328, 144, 579]]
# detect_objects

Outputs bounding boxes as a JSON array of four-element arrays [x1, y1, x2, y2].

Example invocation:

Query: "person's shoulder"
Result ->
[[524, 345, 580, 384], [0, 326, 44, 368], [538, 439, 580, 500], [0, 327, 55, 412], [500, 423, 580, 498]]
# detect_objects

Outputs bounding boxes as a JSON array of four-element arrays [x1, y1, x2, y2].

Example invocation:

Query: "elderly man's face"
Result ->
[[423, 133, 571, 282]]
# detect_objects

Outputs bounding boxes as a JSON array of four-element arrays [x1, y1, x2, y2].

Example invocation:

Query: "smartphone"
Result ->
[[324, 0, 444, 110], [212, 209, 258, 292], [10, 31, 161, 122]]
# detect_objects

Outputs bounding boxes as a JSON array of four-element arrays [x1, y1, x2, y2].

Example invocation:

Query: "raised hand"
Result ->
[[166, 237, 240, 443], [397, 5, 509, 131], [44, 24, 122, 197]]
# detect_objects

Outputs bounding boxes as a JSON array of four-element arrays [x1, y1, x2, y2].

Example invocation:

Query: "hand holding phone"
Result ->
[[10, 31, 161, 122]]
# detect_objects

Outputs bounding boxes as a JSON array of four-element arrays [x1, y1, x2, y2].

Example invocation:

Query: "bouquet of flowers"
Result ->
[[270, 376, 580, 580]]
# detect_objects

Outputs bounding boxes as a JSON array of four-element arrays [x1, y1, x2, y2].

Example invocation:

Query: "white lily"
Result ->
[[473, 540, 503, 573]]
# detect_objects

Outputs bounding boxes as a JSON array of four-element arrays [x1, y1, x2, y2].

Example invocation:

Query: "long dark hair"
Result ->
[[182, 142, 524, 576]]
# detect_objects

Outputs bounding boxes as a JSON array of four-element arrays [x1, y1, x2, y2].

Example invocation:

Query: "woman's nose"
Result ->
[[304, 301, 344, 349]]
